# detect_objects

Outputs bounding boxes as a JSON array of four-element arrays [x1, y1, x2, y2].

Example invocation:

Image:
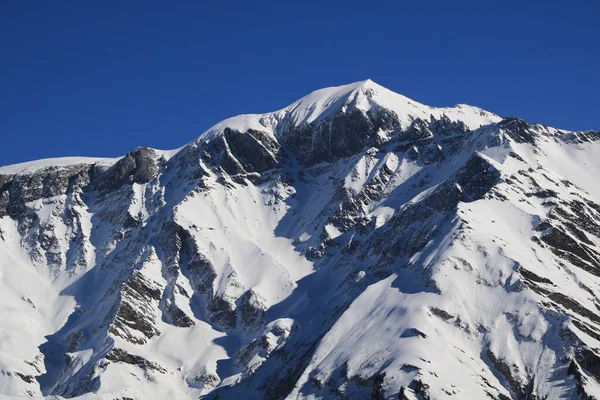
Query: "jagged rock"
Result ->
[[205, 135, 249, 175], [223, 128, 281, 173], [15, 372, 35, 383], [96, 147, 159, 190], [283, 104, 400, 164], [409, 379, 431, 400], [456, 153, 501, 201], [110, 294, 161, 344], [374, 181, 461, 258], [162, 299, 195, 328], [499, 117, 538, 144], [367, 107, 401, 133], [109, 270, 163, 344], [540, 225, 600, 275], [207, 294, 237, 329], [105, 348, 166, 373], [398, 118, 434, 143], [190, 370, 221, 391], [486, 349, 532, 400], [237, 289, 267, 327], [559, 130, 600, 144], [184, 241, 217, 294], [1, 164, 91, 218], [429, 114, 469, 136]]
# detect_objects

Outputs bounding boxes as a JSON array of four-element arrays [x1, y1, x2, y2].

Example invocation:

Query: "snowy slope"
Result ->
[[0, 80, 599, 400]]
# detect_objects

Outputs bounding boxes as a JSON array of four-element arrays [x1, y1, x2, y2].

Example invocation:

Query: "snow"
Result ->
[[154, 146, 185, 161], [0, 80, 598, 399], [0, 157, 118, 175], [0, 149, 184, 177], [174, 174, 314, 307], [537, 138, 600, 199], [0, 217, 77, 397], [370, 206, 395, 229], [324, 223, 342, 239]]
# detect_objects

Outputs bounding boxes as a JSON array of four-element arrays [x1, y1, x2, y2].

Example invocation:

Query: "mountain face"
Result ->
[[1, 80, 599, 400]]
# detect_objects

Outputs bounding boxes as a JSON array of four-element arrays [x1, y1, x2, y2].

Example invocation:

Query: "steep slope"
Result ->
[[0, 80, 599, 400]]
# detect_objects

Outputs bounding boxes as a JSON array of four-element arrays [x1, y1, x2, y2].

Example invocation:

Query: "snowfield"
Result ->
[[0, 80, 599, 399]]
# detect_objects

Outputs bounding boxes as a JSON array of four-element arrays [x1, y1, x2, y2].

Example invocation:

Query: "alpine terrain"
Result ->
[[2, 80, 600, 400]]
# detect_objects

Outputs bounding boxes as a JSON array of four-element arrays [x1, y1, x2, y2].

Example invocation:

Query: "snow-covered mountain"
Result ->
[[1, 79, 599, 400]]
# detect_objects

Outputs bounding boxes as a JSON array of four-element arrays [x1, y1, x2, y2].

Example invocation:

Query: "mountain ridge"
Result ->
[[0, 81, 599, 400], [0, 79, 502, 175]]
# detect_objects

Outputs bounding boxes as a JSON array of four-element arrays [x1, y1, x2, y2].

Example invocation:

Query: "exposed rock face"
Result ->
[[282, 106, 400, 164], [429, 114, 469, 136], [109, 270, 163, 344], [456, 154, 501, 201], [223, 128, 281, 173], [499, 117, 538, 144], [237, 289, 267, 328], [559, 129, 600, 144], [0, 80, 599, 400], [398, 118, 434, 143], [96, 147, 160, 190], [105, 348, 166, 374], [0, 164, 91, 218], [205, 128, 281, 175]]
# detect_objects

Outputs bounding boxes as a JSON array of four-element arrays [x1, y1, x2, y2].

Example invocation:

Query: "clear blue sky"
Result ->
[[1, 1, 598, 166]]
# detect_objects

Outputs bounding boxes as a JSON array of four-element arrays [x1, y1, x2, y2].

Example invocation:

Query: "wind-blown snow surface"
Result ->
[[1, 80, 599, 399]]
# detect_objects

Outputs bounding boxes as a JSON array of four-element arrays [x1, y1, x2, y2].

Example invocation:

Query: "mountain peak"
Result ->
[[195, 80, 502, 145], [352, 78, 380, 90]]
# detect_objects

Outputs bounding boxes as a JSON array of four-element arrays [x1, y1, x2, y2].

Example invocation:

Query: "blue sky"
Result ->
[[1, 1, 598, 166]]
